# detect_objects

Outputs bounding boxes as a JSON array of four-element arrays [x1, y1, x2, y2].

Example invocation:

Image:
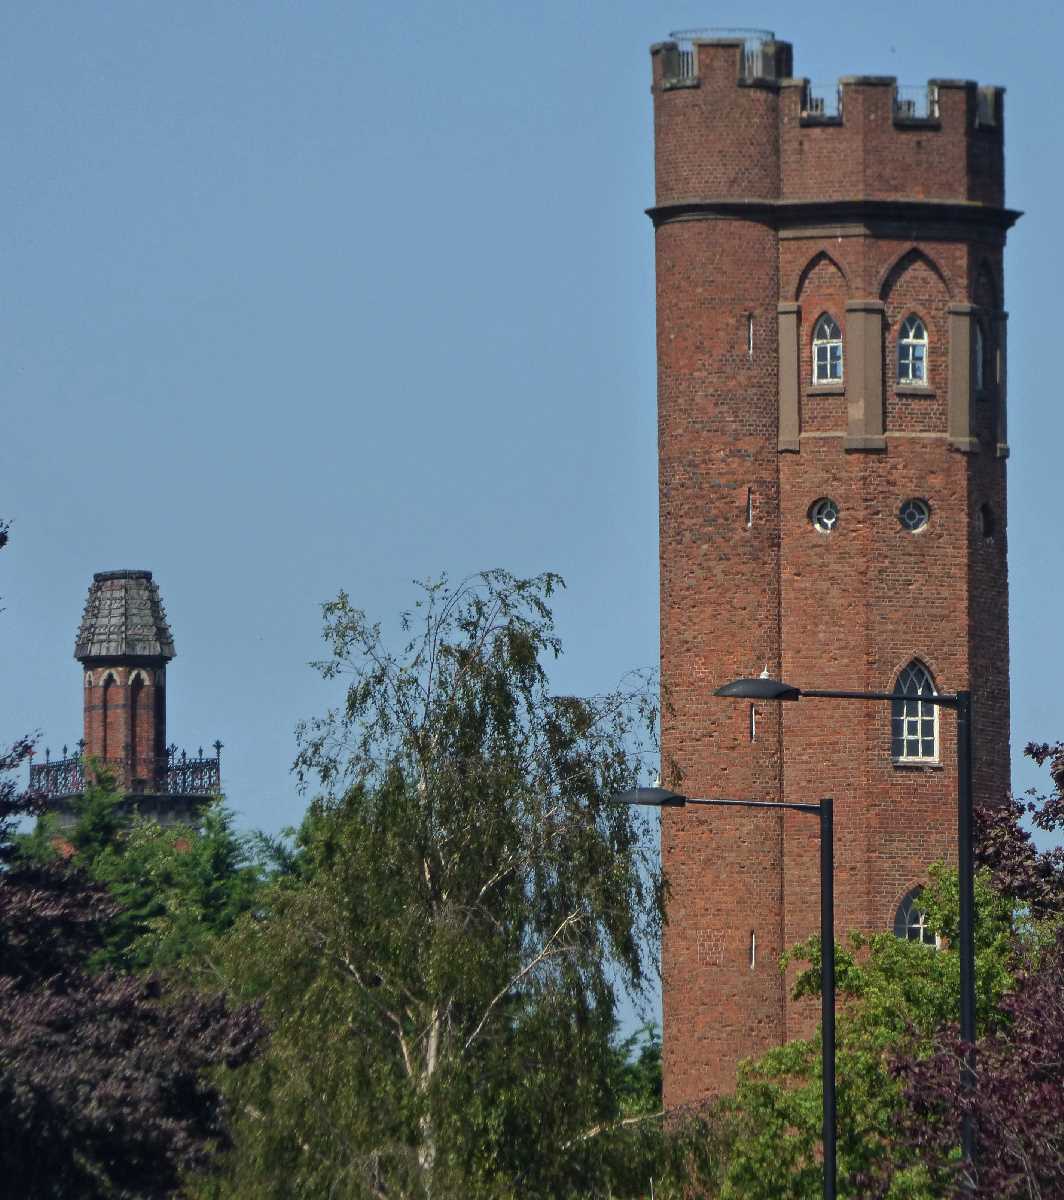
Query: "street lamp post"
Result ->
[[617, 787, 837, 1200], [714, 677, 976, 1173]]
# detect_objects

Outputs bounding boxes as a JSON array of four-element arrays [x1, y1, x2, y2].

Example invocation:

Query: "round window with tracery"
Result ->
[[809, 498, 839, 533], [899, 498, 930, 532]]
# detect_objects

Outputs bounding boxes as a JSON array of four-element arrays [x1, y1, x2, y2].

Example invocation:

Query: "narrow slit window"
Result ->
[[749, 704, 757, 742], [746, 487, 753, 528], [973, 322, 985, 392], [749, 930, 757, 969], [747, 314, 754, 358]]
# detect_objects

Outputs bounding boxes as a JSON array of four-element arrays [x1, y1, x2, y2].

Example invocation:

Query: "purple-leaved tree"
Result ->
[[889, 741, 1064, 1199], [0, 520, 265, 1199]]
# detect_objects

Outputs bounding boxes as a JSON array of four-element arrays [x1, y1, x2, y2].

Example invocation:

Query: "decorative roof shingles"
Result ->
[[74, 570, 176, 662]]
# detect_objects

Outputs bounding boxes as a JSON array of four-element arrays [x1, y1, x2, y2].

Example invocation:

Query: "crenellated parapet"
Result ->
[[652, 30, 1005, 208], [779, 76, 1004, 205]]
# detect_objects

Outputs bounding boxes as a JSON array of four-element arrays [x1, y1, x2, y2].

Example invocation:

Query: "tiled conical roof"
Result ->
[[74, 570, 176, 661]]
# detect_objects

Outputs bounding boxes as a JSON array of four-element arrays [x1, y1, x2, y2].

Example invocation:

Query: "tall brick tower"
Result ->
[[30, 570, 221, 826], [650, 30, 1017, 1106]]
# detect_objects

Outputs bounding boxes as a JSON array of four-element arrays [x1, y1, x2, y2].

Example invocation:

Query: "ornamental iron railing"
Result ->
[[28, 741, 223, 799]]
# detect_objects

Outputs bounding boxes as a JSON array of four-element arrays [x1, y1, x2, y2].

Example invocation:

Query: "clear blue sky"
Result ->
[[3, 2, 1061, 847]]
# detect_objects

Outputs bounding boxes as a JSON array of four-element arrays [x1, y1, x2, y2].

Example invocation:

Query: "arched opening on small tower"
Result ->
[[100, 672, 115, 761], [129, 672, 145, 783]]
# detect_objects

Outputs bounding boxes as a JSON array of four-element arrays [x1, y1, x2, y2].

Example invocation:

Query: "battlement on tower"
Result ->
[[649, 30, 1015, 1107], [651, 32, 1005, 208]]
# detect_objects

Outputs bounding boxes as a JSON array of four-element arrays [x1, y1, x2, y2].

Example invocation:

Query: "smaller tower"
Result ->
[[30, 570, 221, 826], [77, 570, 174, 791]]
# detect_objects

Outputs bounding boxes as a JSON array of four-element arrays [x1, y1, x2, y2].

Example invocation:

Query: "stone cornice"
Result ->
[[648, 197, 1022, 239]]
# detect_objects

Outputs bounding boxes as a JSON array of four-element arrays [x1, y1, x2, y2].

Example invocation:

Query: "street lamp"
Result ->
[[715, 677, 976, 1172], [618, 787, 837, 1200]]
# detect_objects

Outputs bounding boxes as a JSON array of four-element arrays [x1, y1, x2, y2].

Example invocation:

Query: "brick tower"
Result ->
[[30, 570, 221, 826], [77, 570, 174, 790], [650, 30, 1017, 1106]]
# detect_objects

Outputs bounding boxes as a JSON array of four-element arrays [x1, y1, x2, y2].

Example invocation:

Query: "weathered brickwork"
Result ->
[[650, 34, 1017, 1104], [77, 571, 173, 793]]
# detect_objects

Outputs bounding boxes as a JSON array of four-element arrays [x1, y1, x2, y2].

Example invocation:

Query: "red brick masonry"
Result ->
[[650, 36, 1015, 1105]]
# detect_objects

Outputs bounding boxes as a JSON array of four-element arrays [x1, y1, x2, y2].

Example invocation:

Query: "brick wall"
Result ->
[[83, 663, 167, 788], [652, 36, 1013, 1101]]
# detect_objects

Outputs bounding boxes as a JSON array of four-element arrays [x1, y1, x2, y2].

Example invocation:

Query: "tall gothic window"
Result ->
[[892, 660, 938, 762], [894, 887, 940, 947], [812, 314, 843, 383], [897, 314, 928, 384]]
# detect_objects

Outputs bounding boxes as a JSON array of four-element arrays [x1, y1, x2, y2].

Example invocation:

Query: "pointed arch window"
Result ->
[[894, 887, 941, 948], [892, 661, 938, 762], [897, 315, 928, 384], [812, 314, 843, 383]]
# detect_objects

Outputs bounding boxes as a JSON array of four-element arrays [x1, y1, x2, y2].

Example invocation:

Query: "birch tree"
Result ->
[[208, 570, 666, 1198]]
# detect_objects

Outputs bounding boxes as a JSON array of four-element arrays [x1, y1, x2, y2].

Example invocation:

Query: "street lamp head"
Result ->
[[613, 787, 687, 808], [714, 677, 802, 701]]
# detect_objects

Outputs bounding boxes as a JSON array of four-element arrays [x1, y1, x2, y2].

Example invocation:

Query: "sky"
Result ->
[[2, 1, 1062, 854]]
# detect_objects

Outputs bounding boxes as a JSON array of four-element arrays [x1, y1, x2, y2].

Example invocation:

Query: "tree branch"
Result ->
[[461, 910, 582, 1055]]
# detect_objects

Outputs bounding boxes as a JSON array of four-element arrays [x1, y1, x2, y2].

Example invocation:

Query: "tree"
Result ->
[[0, 521, 265, 1199], [203, 570, 667, 1198], [716, 865, 1017, 1200], [20, 773, 274, 973], [885, 743, 1064, 1198], [715, 740, 1064, 1200]]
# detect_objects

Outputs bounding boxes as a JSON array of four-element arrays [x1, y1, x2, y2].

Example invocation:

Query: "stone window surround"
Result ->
[[778, 301, 1008, 455]]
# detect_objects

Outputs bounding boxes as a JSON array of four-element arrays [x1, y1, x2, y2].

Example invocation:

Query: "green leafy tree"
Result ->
[[20, 771, 271, 972], [717, 865, 1018, 1200], [202, 570, 669, 1198], [0, 520, 264, 1199]]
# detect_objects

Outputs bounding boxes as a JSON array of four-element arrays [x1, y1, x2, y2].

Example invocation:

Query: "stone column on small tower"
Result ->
[[76, 570, 175, 793]]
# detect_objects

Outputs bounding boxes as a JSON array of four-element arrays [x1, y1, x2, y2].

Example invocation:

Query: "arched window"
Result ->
[[894, 887, 940, 947], [812, 314, 843, 383], [973, 321, 985, 392], [897, 315, 928, 384], [891, 661, 938, 762]]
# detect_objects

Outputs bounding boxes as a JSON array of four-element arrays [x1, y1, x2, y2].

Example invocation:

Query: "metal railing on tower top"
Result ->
[[666, 28, 779, 82], [28, 741, 223, 799]]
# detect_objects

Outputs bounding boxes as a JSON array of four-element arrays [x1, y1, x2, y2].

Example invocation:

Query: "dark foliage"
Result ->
[[0, 526, 265, 1199], [973, 741, 1064, 917], [893, 929, 1064, 1198], [884, 742, 1064, 1199]]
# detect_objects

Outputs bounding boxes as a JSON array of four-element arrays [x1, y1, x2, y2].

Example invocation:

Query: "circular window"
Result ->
[[809, 498, 839, 533], [898, 498, 930, 533]]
